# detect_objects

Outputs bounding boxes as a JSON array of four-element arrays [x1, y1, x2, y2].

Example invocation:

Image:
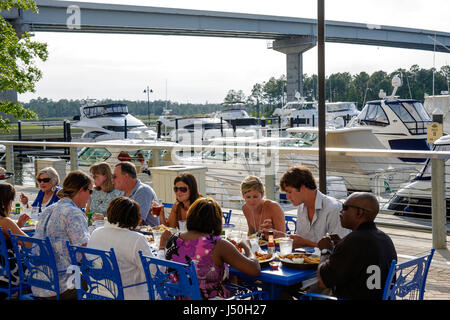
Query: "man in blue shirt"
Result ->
[[112, 162, 159, 226]]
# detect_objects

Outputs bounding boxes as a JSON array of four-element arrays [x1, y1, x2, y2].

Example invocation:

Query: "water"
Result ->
[[0, 159, 37, 186]]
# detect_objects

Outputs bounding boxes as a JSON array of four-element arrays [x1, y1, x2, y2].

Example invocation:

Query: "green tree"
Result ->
[[0, 0, 48, 132]]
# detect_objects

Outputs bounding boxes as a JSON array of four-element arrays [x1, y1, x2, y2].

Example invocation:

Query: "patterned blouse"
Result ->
[[88, 188, 123, 215], [165, 233, 230, 300], [32, 197, 90, 297]]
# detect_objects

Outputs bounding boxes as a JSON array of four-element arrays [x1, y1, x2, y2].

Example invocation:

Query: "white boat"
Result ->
[[215, 107, 260, 128], [346, 76, 432, 161], [384, 134, 450, 219], [73, 100, 157, 141]]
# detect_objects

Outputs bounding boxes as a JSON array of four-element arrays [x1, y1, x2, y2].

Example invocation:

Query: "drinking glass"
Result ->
[[152, 230, 164, 249], [279, 238, 293, 256], [151, 200, 164, 217]]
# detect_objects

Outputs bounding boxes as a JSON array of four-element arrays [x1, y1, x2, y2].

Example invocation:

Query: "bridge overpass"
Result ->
[[2, 0, 450, 101]]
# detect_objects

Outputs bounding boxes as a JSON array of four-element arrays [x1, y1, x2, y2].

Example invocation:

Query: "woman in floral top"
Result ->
[[162, 197, 260, 300], [86, 162, 123, 221]]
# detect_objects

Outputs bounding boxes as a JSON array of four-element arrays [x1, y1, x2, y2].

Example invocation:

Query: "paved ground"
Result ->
[[14, 185, 450, 300]]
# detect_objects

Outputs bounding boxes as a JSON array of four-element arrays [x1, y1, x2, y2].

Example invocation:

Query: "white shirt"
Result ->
[[87, 221, 152, 300], [296, 190, 350, 243]]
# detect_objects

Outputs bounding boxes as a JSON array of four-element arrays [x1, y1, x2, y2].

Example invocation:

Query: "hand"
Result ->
[[317, 236, 333, 250], [17, 214, 31, 228], [159, 229, 172, 250], [238, 239, 252, 256], [20, 193, 28, 205], [92, 213, 104, 221], [288, 234, 310, 248], [259, 219, 273, 231]]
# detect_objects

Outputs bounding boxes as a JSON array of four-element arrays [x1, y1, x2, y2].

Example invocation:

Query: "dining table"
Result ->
[[229, 262, 317, 300]]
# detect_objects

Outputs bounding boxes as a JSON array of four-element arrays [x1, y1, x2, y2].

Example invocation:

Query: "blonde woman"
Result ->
[[241, 175, 286, 236], [86, 162, 123, 221]]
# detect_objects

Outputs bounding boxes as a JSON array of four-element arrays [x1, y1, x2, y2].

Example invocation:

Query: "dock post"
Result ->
[[70, 147, 78, 171], [151, 148, 160, 167], [264, 149, 276, 201], [431, 158, 447, 249], [5, 144, 14, 185]]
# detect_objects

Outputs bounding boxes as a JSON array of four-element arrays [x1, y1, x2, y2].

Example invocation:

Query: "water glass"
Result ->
[[278, 238, 293, 256], [152, 230, 164, 248], [30, 206, 40, 222], [178, 220, 187, 231]]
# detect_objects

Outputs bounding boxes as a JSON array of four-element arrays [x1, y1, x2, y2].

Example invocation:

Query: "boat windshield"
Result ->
[[356, 103, 389, 126], [78, 147, 111, 166], [326, 102, 357, 113], [415, 143, 450, 180], [83, 104, 128, 118], [387, 101, 431, 134]]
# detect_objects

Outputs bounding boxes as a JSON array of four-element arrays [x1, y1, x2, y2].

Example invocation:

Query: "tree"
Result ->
[[223, 89, 246, 105], [0, 0, 48, 132]]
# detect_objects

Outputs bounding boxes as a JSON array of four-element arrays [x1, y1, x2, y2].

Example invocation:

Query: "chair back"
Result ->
[[162, 202, 173, 209], [66, 242, 124, 300], [0, 227, 20, 299], [139, 252, 202, 300], [285, 216, 297, 234], [222, 209, 232, 225], [382, 248, 435, 300], [9, 231, 60, 299]]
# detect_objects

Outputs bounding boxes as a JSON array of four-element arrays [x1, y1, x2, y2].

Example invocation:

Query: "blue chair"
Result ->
[[222, 209, 235, 228], [9, 231, 61, 299], [138, 252, 264, 300], [300, 249, 435, 300], [285, 215, 297, 234], [382, 248, 435, 300], [162, 202, 173, 209], [0, 227, 21, 299], [66, 242, 126, 300]]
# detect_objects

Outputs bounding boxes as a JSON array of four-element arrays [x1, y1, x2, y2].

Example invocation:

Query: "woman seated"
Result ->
[[0, 183, 30, 297], [158, 173, 200, 230], [20, 167, 61, 213], [160, 197, 260, 300], [86, 162, 123, 221], [241, 175, 286, 236], [88, 196, 152, 300], [32, 170, 93, 300]]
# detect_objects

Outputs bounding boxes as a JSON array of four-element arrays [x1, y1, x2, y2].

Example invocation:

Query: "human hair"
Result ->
[[174, 172, 201, 208], [241, 175, 265, 196], [0, 182, 15, 218], [115, 162, 137, 179], [56, 170, 93, 199], [36, 167, 60, 186], [280, 166, 317, 191], [90, 162, 114, 192], [106, 196, 141, 229], [186, 197, 222, 236]]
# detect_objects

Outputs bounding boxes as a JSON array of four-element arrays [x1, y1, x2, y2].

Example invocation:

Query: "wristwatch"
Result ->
[[321, 248, 332, 255]]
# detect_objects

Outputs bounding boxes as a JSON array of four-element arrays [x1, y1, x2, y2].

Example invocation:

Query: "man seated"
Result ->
[[317, 192, 397, 299]]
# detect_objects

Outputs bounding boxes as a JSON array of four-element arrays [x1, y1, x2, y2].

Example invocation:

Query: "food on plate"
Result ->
[[0, 167, 5, 179], [135, 225, 153, 233], [255, 252, 273, 262], [279, 253, 320, 264], [151, 224, 170, 232], [144, 235, 154, 242], [258, 239, 268, 246]]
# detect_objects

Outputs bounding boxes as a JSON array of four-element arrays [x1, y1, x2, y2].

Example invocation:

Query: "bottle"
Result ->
[[87, 212, 93, 226], [267, 230, 275, 254], [15, 203, 21, 215]]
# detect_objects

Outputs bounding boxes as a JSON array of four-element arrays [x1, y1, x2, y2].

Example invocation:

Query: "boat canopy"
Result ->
[[83, 104, 128, 118]]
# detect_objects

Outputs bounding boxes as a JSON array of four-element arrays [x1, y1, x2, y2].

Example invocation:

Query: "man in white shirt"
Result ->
[[279, 166, 350, 248]]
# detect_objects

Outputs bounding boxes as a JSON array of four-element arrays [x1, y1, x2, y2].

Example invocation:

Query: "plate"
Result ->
[[255, 252, 275, 268], [279, 253, 320, 270], [258, 239, 268, 246]]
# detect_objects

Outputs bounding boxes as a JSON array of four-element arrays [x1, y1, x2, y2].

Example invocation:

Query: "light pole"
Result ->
[[143, 86, 153, 122]]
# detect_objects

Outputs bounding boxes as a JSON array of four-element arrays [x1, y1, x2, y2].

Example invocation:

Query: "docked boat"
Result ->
[[346, 76, 432, 161], [73, 100, 157, 141], [215, 107, 260, 128], [384, 134, 450, 219]]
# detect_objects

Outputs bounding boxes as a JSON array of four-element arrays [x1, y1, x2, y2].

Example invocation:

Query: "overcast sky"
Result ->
[[18, 0, 450, 104]]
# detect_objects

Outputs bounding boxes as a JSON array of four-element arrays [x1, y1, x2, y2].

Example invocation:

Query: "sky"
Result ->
[[18, 0, 450, 104]]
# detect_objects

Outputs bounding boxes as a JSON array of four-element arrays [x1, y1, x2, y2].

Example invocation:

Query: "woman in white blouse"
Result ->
[[87, 196, 152, 300]]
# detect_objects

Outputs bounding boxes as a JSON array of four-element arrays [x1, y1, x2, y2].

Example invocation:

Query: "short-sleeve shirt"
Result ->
[[129, 180, 158, 226], [88, 188, 123, 215], [296, 190, 350, 242], [319, 222, 397, 299], [32, 197, 90, 297]]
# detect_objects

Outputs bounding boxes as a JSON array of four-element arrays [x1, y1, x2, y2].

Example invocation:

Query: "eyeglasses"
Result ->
[[173, 186, 188, 193], [342, 204, 372, 213], [37, 178, 51, 183]]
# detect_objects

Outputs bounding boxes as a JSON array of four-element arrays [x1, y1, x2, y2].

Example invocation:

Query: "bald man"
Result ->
[[316, 192, 397, 300]]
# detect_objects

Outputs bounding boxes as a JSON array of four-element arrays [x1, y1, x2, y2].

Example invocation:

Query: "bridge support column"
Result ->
[[272, 36, 316, 102]]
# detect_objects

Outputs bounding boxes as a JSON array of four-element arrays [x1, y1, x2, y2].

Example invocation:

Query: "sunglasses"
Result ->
[[342, 204, 371, 213], [86, 188, 93, 195], [37, 178, 51, 183], [173, 186, 188, 193]]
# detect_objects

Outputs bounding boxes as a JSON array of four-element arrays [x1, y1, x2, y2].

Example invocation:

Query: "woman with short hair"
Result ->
[[87, 196, 152, 300], [32, 170, 93, 300], [20, 167, 61, 213]]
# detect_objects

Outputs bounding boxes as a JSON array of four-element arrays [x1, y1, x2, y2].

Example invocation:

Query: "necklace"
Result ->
[[252, 201, 264, 234]]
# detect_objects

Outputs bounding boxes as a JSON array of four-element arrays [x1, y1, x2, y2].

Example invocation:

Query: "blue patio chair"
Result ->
[[285, 216, 297, 234], [222, 209, 235, 228], [9, 231, 61, 300], [0, 227, 22, 299], [138, 252, 264, 300], [300, 248, 435, 300], [66, 242, 126, 300], [382, 248, 435, 300], [162, 202, 173, 209]]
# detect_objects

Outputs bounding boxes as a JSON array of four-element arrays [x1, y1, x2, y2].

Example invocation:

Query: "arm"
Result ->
[[215, 239, 260, 277], [162, 203, 178, 228]]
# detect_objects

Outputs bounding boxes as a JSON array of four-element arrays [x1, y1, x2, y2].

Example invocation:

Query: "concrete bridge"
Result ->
[[2, 0, 450, 101]]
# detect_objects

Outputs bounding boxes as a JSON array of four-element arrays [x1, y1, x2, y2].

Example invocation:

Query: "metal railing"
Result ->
[[0, 139, 448, 248]]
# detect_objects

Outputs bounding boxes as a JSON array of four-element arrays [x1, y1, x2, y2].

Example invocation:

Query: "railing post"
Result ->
[[151, 148, 160, 167], [70, 147, 78, 171], [431, 157, 447, 249], [5, 144, 14, 185], [264, 149, 276, 201]]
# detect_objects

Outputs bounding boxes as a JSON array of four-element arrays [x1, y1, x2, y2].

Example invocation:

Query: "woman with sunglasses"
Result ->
[[159, 173, 201, 230], [20, 167, 61, 213]]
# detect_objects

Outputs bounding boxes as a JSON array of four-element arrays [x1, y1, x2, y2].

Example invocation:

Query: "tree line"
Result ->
[[22, 64, 449, 120]]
